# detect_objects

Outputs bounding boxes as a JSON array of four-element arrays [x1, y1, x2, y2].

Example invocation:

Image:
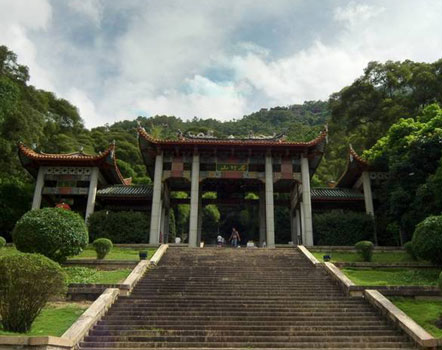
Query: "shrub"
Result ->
[[0, 253, 66, 332], [355, 241, 374, 262], [404, 241, 417, 260], [13, 208, 88, 263], [0, 236, 5, 249], [412, 215, 442, 265], [313, 210, 375, 245], [93, 238, 113, 259], [88, 210, 149, 243]]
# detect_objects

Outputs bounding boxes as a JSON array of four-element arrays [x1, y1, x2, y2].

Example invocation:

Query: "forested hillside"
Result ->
[[1, 45, 442, 244]]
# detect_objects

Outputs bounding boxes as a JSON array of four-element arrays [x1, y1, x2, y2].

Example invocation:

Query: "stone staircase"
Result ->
[[79, 247, 416, 349]]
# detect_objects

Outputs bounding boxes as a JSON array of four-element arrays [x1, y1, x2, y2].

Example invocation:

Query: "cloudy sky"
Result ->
[[1, 0, 442, 128]]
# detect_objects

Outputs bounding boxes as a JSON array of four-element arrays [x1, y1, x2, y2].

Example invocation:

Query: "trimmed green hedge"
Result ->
[[92, 238, 113, 259], [313, 210, 375, 246], [355, 241, 374, 262], [88, 211, 149, 243], [0, 253, 66, 332], [412, 215, 442, 265], [13, 208, 88, 263]]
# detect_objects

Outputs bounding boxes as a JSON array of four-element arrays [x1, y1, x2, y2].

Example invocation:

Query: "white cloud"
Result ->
[[68, 0, 103, 25], [66, 88, 102, 127], [2, 0, 442, 128], [334, 2, 385, 27], [0, 0, 53, 90]]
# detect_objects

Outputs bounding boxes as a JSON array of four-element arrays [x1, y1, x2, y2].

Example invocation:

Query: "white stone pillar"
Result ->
[[85, 167, 99, 222], [32, 167, 45, 210], [259, 189, 266, 246], [362, 171, 374, 215], [301, 155, 313, 246], [265, 153, 275, 247], [149, 153, 163, 244], [188, 153, 200, 247]]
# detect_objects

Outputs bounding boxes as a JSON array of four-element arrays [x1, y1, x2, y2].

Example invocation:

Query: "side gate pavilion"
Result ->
[[19, 128, 381, 247]]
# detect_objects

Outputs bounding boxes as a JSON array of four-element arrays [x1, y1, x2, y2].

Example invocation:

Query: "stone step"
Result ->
[[79, 248, 416, 350], [98, 316, 385, 324], [92, 322, 393, 331], [81, 348, 415, 350], [89, 329, 400, 337], [80, 340, 414, 348], [105, 310, 378, 317], [82, 335, 409, 343], [109, 306, 374, 312], [92, 324, 393, 332]]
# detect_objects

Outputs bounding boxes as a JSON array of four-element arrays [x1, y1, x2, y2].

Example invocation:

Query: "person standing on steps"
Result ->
[[229, 227, 241, 248]]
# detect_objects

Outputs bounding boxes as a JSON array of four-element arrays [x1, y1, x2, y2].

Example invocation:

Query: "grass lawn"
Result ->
[[73, 246, 156, 260], [1, 246, 156, 261], [342, 267, 440, 286], [389, 297, 442, 338], [311, 251, 425, 264], [64, 267, 132, 284], [0, 302, 90, 337]]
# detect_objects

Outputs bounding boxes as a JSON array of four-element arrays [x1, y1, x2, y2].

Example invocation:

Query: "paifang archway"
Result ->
[[138, 127, 328, 247]]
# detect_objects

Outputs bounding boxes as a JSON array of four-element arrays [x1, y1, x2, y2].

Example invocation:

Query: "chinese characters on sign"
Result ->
[[216, 164, 248, 172]]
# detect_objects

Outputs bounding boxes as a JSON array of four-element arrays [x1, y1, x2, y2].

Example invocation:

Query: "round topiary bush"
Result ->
[[13, 208, 88, 263], [355, 241, 374, 262], [92, 238, 113, 259], [404, 241, 417, 260], [411, 215, 442, 265], [0, 236, 6, 249], [0, 253, 66, 332]]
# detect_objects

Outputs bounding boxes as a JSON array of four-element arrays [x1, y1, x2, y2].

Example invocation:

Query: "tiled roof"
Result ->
[[311, 188, 364, 201], [349, 144, 369, 167], [137, 126, 328, 148], [18, 142, 114, 162], [18, 142, 127, 185], [335, 145, 371, 188], [97, 185, 153, 198]]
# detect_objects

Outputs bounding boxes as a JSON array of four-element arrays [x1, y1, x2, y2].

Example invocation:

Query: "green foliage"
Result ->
[[0, 236, 5, 248], [439, 271, 442, 292], [404, 241, 417, 260], [0, 181, 33, 240], [313, 211, 375, 245], [354, 241, 374, 262], [0, 253, 66, 333], [13, 208, 88, 263], [168, 210, 176, 242], [412, 215, 442, 265], [88, 210, 149, 243], [363, 104, 442, 241], [92, 238, 113, 260], [322, 59, 442, 184]]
